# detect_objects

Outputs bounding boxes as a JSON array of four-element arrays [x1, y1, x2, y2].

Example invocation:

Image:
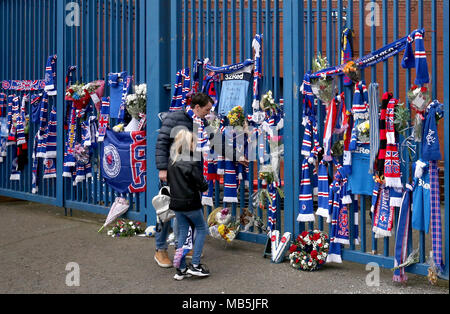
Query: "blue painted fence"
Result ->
[[0, 0, 448, 280]]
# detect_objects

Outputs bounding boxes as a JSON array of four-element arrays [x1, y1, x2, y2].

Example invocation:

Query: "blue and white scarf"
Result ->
[[44, 54, 57, 96], [297, 159, 314, 222]]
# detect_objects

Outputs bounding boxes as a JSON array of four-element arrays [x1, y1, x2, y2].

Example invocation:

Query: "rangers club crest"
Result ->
[[103, 144, 121, 178]]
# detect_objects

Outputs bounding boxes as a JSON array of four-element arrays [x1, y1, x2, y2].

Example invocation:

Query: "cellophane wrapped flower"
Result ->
[[356, 120, 370, 143], [73, 143, 90, 165], [227, 106, 245, 127], [288, 230, 329, 271], [310, 54, 337, 104], [107, 220, 144, 238], [407, 85, 430, 114], [260, 90, 280, 115], [126, 84, 147, 120], [216, 208, 231, 225]]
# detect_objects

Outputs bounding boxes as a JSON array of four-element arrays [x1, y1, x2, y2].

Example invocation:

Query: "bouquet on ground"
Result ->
[[310, 54, 337, 104], [107, 219, 145, 238], [207, 207, 240, 243], [288, 230, 329, 271]]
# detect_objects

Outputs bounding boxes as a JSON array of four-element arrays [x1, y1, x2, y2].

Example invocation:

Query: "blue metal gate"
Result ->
[[0, 0, 448, 280]]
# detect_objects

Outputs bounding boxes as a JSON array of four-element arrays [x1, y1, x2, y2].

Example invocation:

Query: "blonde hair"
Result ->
[[170, 129, 194, 164]]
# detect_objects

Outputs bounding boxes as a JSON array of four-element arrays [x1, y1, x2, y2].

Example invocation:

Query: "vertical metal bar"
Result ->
[[443, 0, 450, 280], [146, 0, 171, 224], [393, 0, 399, 98], [198, 0, 203, 60], [171, 0, 182, 94], [214, 0, 220, 65], [359, 0, 366, 253], [239, 0, 244, 62], [273, 0, 280, 101], [206, 0, 212, 62], [230, 0, 236, 64], [306, 0, 312, 71], [431, 0, 437, 100], [191, 0, 197, 61], [264, 0, 272, 92], [57, 0, 66, 208], [222, 0, 227, 64]]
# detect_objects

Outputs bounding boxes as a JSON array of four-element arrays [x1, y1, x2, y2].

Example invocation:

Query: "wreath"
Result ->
[[288, 230, 329, 271]]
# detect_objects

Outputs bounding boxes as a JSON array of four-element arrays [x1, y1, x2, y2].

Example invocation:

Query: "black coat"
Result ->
[[155, 110, 196, 171], [167, 158, 209, 211]]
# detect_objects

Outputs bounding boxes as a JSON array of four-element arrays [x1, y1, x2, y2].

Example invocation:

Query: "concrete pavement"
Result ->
[[0, 200, 448, 294]]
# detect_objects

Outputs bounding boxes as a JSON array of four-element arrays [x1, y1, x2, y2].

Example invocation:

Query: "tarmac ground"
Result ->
[[0, 200, 448, 294]]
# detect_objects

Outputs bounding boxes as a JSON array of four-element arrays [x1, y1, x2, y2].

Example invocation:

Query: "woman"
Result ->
[[168, 129, 210, 280]]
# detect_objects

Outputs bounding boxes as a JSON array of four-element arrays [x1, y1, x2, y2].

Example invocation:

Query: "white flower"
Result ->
[[120, 228, 124, 232], [129, 221, 133, 225], [132, 226, 136, 230], [317, 239, 322, 244], [107, 230, 113, 236]]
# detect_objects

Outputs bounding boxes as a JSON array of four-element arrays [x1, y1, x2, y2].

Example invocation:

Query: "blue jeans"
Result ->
[[175, 209, 207, 269], [155, 218, 179, 250]]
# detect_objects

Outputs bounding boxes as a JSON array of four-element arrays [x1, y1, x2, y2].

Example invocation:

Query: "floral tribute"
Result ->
[[288, 230, 329, 271], [227, 105, 245, 127], [107, 220, 144, 238], [207, 207, 240, 243], [65, 81, 102, 110]]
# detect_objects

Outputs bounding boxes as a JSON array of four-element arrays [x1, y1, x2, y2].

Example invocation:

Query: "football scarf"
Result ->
[[170, 68, 191, 112], [31, 133, 39, 193], [0, 93, 6, 116], [45, 106, 57, 159], [223, 160, 238, 203], [44, 55, 57, 96], [267, 183, 278, 233], [16, 95, 28, 147], [97, 97, 110, 142], [429, 161, 443, 273], [384, 98, 403, 189], [186, 105, 210, 152], [36, 93, 49, 158], [401, 30, 430, 85], [316, 160, 330, 220], [422, 100, 443, 161], [375, 92, 393, 176], [1, 80, 46, 91], [372, 185, 395, 238], [352, 80, 369, 120], [297, 159, 314, 222], [341, 28, 354, 86], [63, 102, 77, 169], [7, 95, 19, 145], [393, 184, 413, 283], [108, 71, 132, 121], [101, 129, 146, 193]]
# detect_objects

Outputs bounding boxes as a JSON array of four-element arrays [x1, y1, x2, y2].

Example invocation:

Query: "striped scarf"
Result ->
[[393, 184, 413, 283], [170, 68, 191, 112], [384, 98, 403, 189], [401, 30, 430, 86], [341, 28, 354, 86], [372, 185, 395, 238], [44, 55, 57, 96], [297, 159, 314, 222], [186, 106, 210, 153], [323, 92, 346, 161], [252, 34, 263, 112], [316, 161, 330, 220], [429, 161, 443, 273], [0, 93, 5, 116], [376, 92, 392, 176]]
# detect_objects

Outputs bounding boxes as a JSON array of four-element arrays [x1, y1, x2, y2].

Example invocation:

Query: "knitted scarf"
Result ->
[[429, 161, 443, 273], [393, 184, 413, 283], [186, 105, 210, 153], [97, 97, 110, 142], [170, 68, 191, 112], [401, 30, 430, 85], [422, 101, 443, 161], [372, 185, 395, 238], [108, 71, 131, 121], [223, 160, 238, 203], [368, 83, 380, 174], [316, 160, 330, 220], [0, 93, 5, 116], [384, 98, 403, 189], [375, 92, 392, 176], [45, 105, 57, 159], [267, 183, 278, 233], [44, 54, 57, 96], [297, 159, 314, 222], [352, 80, 369, 120]]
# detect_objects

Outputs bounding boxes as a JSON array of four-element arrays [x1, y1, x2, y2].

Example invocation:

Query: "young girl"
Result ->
[[168, 129, 209, 280]]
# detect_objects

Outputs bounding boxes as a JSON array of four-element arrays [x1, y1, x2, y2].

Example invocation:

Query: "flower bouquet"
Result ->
[[207, 207, 240, 243], [227, 105, 245, 127], [288, 230, 329, 271], [260, 90, 280, 116], [310, 54, 337, 104], [126, 84, 147, 120], [239, 208, 267, 233], [106, 219, 144, 238], [356, 120, 370, 143], [342, 60, 360, 84], [65, 81, 102, 110], [407, 85, 431, 114], [73, 143, 90, 165]]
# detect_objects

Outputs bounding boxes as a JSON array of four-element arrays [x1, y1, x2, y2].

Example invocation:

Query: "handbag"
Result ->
[[152, 185, 176, 224]]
